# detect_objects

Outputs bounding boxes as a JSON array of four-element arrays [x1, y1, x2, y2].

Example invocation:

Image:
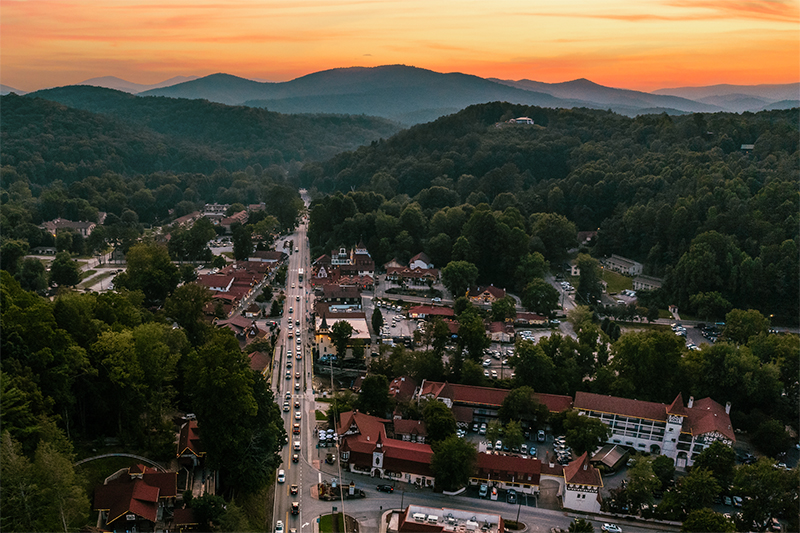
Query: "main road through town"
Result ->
[[270, 195, 678, 533]]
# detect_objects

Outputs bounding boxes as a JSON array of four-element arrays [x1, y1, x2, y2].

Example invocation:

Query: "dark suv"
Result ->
[[376, 484, 394, 493]]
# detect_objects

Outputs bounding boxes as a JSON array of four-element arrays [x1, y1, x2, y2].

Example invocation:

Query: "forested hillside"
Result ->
[[6, 88, 401, 179], [303, 103, 799, 322]]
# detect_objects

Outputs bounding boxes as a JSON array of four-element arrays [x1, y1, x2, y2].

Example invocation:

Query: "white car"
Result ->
[[277, 469, 286, 483], [276, 520, 284, 533], [295, 411, 301, 420], [483, 359, 492, 367], [494, 440, 502, 451], [601, 524, 621, 533]]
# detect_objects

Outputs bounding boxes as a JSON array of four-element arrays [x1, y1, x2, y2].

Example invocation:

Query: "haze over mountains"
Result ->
[[13, 65, 799, 125]]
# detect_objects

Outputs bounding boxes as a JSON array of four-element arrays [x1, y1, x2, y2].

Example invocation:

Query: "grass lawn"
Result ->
[[316, 410, 327, 420], [316, 397, 333, 403], [319, 513, 345, 533], [81, 269, 97, 279], [658, 309, 673, 319], [602, 270, 633, 294]]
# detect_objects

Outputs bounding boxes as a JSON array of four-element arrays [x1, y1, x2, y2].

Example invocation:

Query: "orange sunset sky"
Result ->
[[1, 0, 798, 93]]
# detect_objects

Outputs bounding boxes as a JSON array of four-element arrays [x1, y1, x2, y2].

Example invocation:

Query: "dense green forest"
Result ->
[[303, 103, 799, 322], [0, 264, 286, 529]]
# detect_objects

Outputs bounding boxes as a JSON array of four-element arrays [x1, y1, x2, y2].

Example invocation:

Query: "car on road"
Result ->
[[295, 382, 300, 390], [290, 484, 298, 495], [294, 399, 300, 408], [286, 360, 292, 368], [295, 411, 301, 420], [293, 440, 301, 451], [285, 371, 291, 380], [277, 469, 285, 483], [295, 371, 301, 379], [283, 403, 290, 412], [376, 484, 394, 493], [601, 524, 622, 533], [276, 519, 284, 533], [293, 423, 300, 434], [291, 501, 299, 515], [292, 453, 299, 463]]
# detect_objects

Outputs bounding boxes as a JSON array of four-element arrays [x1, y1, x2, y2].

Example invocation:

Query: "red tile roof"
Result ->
[[389, 376, 417, 402], [666, 393, 689, 417], [173, 507, 198, 526], [475, 453, 541, 484], [177, 421, 204, 457], [394, 419, 427, 437], [451, 405, 474, 423], [94, 466, 176, 525], [248, 351, 270, 373], [574, 391, 668, 421], [408, 305, 455, 317], [685, 398, 735, 442], [420, 381, 572, 413], [563, 453, 602, 487]]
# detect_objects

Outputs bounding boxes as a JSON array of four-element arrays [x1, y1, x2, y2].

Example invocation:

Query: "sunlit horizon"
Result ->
[[2, 0, 798, 93]]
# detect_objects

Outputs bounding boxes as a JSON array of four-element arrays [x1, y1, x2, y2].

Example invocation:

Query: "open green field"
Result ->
[[602, 269, 633, 294]]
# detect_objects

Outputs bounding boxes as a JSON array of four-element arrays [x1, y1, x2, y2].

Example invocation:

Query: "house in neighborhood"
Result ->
[[602, 254, 643, 276], [40, 217, 97, 237], [196, 274, 235, 292], [574, 391, 734, 468], [248, 350, 271, 376], [487, 321, 514, 343], [562, 453, 603, 513], [468, 285, 506, 304], [93, 464, 177, 531], [632, 274, 663, 291], [172, 211, 202, 228], [220, 210, 248, 233], [388, 376, 418, 402], [409, 252, 434, 270], [385, 265, 440, 286], [177, 420, 205, 468]]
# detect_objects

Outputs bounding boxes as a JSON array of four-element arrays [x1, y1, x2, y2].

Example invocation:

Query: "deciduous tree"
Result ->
[[430, 435, 476, 491]]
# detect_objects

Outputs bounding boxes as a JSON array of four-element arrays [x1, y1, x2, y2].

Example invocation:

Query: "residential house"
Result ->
[[574, 392, 735, 468], [487, 321, 514, 343], [468, 285, 506, 304], [248, 351, 271, 376], [602, 254, 643, 276], [177, 420, 205, 468], [93, 464, 177, 532], [409, 252, 434, 270], [172, 211, 202, 228], [562, 453, 603, 513], [196, 274, 234, 292], [243, 303, 261, 318], [385, 266, 440, 287], [388, 376, 418, 402], [511, 117, 534, 124], [40, 217, 97, 237], [632, 275, 663, 291], [220, 210, 248, 233]]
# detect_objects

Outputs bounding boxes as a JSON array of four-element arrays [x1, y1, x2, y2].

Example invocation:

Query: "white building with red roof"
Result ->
[[470, 452, 542, 495], [468, 285, 507, 304], [338, 411, 435, 487], [562, 453, 603, 513], [574, 391, 735, 468]]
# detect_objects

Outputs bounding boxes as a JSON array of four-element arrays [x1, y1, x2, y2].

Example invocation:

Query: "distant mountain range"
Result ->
[[77, 75, 199, 93], [1, 84, 26, 95], [19, 66, 799, 125]]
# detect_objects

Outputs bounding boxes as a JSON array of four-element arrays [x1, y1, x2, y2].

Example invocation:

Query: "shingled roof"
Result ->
[[563, 453, 603, 487]]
